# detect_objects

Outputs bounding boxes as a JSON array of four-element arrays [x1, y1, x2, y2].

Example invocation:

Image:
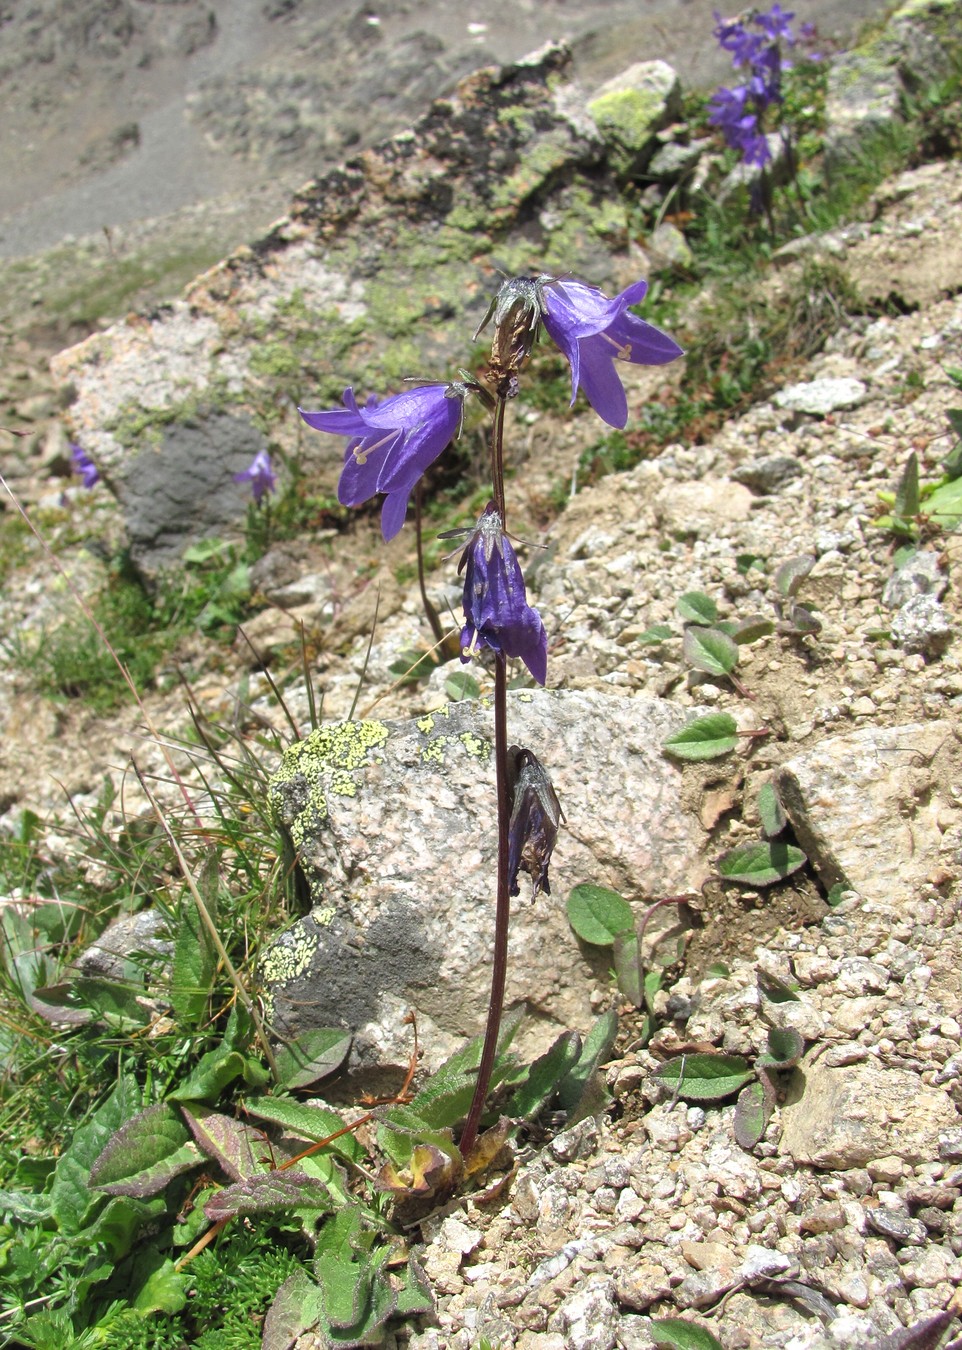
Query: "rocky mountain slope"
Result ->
[[0, 2, 961, 1347]]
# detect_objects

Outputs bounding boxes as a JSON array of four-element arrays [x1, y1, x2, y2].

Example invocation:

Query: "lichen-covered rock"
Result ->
[[587, 61, 681, 179], [261, 688, 705, 1080]]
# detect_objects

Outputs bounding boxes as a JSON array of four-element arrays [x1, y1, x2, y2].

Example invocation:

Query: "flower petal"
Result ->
[[576, 334, 630, 428]]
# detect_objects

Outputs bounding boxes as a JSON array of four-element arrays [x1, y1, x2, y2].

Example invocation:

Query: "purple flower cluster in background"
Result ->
[[233, 447, 277, 504], [70, 442, 99, 489], [708, 5, 815, 168]]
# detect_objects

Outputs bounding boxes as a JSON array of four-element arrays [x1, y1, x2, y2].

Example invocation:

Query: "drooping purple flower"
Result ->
[[757, 3, 796, 43], [459, 504, 547, 685], [70, 442, 99, 489], [298, 383, 468, 541], [541, 278, 683, 429], [233, 447, 277, 504], [506, 746, 563, 899]]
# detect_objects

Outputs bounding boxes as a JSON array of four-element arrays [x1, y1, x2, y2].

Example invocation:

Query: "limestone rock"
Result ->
[[262, 689, 704, 1079], [780, 1056, 958, 1168], [773, 377, 868, 416], [774, 720, 960, 906]]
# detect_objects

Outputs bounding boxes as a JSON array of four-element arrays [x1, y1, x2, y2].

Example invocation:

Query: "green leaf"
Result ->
[[653, 1053, 754, 1101], [204, 1170, 337, 1221], [566, 884, 634, 945], [241, 1097, 364, 1164], [89, 1104, 202, 1198], [663, 713, 738, 762], [132, 1257, 188, 1315], [557, 1009, 619, 1120], [168, 1040, 268, 1103], [757, 971, 801, 1003], [406, 1072, 479, 1130], [171, 853, 217, 1027], [275, 1027, 352, 1090], [181, 1106, 264, 1181], [651, 1316, 724, 1348], [50, 1074, 141, 1233], [773, 555, 815, 599], [432, 1003, 524, 1081], [445, 670, 480, 700], [676, 592, 718, 624], [736, 553, 766, 575], [757, 782, 787, 838], [895, 451, 921, 518], [942, 435, 962, 479], [717, 839, 807, 887], [74, 977, 150, 1031], [730, 615, 775, 644], [508, 1032, 583, 1121], [826, 882, 848, 907], [733, 1079, 769, 1150], [613, 930, 642, 1006], [682, 625, 739, 677], [313, 1207, 399, 1344], [394, 1253, 434, 1317], [638, 623, 674, 645], [263, 1269, 324, 1350], [760, 1026, 804, 1069], [925, 473, 962, 527], [946, 366, 962, 390]]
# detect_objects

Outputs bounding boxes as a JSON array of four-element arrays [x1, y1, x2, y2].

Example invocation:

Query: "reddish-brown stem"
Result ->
[[459, 651, 511, 1158], [460, 391, 511, 1158]]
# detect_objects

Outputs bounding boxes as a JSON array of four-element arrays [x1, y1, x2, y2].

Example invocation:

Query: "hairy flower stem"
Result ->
[[459, 393, 511, 1158]]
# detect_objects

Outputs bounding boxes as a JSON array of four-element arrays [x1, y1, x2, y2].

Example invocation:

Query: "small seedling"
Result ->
[[716, 780, 807, 887]]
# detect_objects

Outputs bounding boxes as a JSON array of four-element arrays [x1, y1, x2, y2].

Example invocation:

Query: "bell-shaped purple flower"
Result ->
[[69, 442, 99, 489], [541, 278, 683, 429], [233, 447, 277, 504], [459, 504, 547, 685], [298, 383, 467, 541]]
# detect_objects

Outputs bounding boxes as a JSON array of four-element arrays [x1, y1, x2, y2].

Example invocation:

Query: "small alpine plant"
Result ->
[[233, 446, 278, 503], [299, 270, 681, 1155], [708, 5, 818, 214], [70, 442, 99, 488]]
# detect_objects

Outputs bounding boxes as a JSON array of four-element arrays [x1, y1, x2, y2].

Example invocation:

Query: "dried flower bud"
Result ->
[[507, 746, 563, 898]]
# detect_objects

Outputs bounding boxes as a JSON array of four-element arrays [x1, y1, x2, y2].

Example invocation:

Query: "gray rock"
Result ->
[[553, 1276, 621, 1350], [587, 61, 681, 179], [262, 689, 703, 1079], [647, 138, 708, 180], [647, 221, 693, 269], [775, 720, 959, 907], [890, 594, 953, 656], [780, 1056, 958, 1168], [116, 410, 270, 569], [882, 550, 947, 608], [824, 50, 903, 168], [71, 909, 171, 982], [774, 378, 868, 416], [731, 454, 803, 494]]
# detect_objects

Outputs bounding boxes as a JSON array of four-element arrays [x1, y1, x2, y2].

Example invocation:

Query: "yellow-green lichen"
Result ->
[[269, 719, 390, 847], [259, 925, 321, 986], [459, 731, 489, 760]]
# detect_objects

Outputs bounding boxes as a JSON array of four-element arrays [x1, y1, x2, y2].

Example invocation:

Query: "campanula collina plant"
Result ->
[[299, 270, 682, 1154], [709, 5, 818, 217]]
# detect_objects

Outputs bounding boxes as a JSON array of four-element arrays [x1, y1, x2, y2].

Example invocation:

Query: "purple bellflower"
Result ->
[[459, 504, 547, 686], [298, 382, 467, 541], [541, 277, 684, 429], [70, 442, 99, 488], [234, 447, 277, 504]]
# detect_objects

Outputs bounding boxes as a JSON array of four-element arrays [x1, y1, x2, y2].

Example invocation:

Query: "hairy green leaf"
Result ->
[[774, 554, 815, 598], [733, 1079, 770, 1150], [682, 625, 739, 677], [171, 852, 217, 1027], [241, 1097, 364, 1164], [760, 1026, 804, 1069], [508, 1031, 583, 1121], [651, 1316, 724, 1348], [557, 1008, 619, 1121], [676, 592, 718, 624], [204, 1170, 336, 1221], [181, 1106, 264, 1181], [613, 930, 642, 1006], [757, 782, 787, 838], [926, 473, 962, 527], [895, 450, 921, 518], [638, 623, 674, 645], [445, 670, 480, 700], [663, 713, 738, 762], [730, 615, 776, 644], [89, 1104, 201, 1197], [50, 1074, 141, 1232], [717, 839, 807, 887], [275, 1027, 352, 1090], [262, 1269, 323, 1350], [654, 1053, 754, 1101], [566, 884, 634, 945]]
